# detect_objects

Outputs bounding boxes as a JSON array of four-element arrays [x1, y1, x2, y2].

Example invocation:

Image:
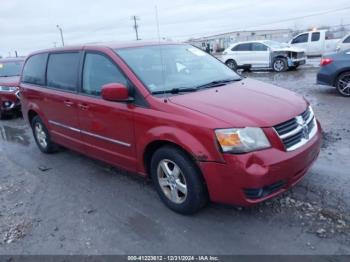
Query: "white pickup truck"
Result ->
[[336, 34, 350, 52], [289, 30, 340, 56], [219, 40, 306, 72]]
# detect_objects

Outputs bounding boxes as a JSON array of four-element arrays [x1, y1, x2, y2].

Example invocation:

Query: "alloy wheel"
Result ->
[[34, 123, 48, 149], [226, 60, 237, 70], [157, 159, 187, 204], [274, 59, 285, 72], [337, 74, 350, 96]]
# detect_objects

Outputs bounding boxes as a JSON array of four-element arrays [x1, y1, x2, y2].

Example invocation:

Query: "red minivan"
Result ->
[[0, 57, 24, 119], [20, 43, 322, 214]]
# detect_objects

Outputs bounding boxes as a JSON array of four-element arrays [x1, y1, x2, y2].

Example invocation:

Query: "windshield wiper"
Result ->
[[152, 87, 198, 95], [195, 78, 242, 90]]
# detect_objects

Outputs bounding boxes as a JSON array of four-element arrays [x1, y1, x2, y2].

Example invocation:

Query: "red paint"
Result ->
[[101, 83, 129, 101], [20, 43, 322, 206]]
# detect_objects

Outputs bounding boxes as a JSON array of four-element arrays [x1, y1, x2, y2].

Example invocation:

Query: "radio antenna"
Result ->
[[155, 5, 161, 43]]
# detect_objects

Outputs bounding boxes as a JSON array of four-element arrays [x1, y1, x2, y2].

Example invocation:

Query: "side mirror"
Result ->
[[101, 83, 133, 102]]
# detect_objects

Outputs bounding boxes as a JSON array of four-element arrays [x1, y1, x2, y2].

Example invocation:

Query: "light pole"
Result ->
[[56, 25, 65, 46], [131, 16, 140, 40]]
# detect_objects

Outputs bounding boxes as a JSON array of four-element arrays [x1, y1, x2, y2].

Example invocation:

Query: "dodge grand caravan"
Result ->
[[20, 43, 322, 214]]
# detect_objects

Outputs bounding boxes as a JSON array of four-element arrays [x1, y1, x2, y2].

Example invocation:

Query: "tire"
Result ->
[[225, 59, 237, 71], [150, 146, 208, 214], [273, 57, 288, 72], [31, 115, 59, 153], [335, 71, 350, 97], [289, 65, 299, 71]]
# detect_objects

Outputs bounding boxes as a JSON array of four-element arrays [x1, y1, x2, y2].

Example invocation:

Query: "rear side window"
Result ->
[[311, 32, 320, 42], [82, 53, 127, 96], [22, 54, 47, 85], [232, 43, 251, 51], [344, 36, 350, 43], [251, 43, 268, 51], [47, 52, 80, 91], [291, 34, 308, 44]]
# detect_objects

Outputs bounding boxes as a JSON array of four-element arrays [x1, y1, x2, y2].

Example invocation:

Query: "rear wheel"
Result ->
[[336, 71, 350, 97], [150, 146, 208, 214], [273, 57, 288, 72], [225, 59, 237, 71], [31, 115, 59, 153]]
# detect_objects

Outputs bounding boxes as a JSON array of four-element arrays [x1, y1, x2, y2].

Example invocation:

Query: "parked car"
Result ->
[[317, 49, 350, 97], [0, 57, 24, 119], [289, 30, 340, 56], [219, 40, 306, 72], [20, 43, 322, 214], [336, 34, 350, 52]]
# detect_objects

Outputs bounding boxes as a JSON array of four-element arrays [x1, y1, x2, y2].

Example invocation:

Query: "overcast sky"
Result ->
[[1, 0, 350, 56]]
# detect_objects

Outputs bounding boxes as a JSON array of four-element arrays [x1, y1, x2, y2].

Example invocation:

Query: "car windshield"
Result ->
[[115, 44, 241, 94], [0, 61, 23, 77], [264, 40, 289, 49]]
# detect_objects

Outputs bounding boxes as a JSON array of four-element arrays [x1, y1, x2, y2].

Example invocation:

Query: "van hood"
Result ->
[[0, 76, 20, 86], [169, 78, 307, 127]]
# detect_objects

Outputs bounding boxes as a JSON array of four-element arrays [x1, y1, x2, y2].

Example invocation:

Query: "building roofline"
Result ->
[[189, 28, 293, 41]]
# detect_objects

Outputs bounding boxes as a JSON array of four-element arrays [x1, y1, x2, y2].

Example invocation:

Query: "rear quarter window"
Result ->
[[232, 43, 251, 51], [47, 52, 80, 91], [22, 53, 48, 85], [251, 43, 268, 51]]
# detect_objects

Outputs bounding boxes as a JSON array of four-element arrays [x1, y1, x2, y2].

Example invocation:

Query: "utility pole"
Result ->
[[131, 15, 140, 40], [56, 24, 65, 46]]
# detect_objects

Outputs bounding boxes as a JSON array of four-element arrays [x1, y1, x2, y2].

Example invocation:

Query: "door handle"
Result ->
[[63, 100, 74, 107], [78, 103, 89, 110]]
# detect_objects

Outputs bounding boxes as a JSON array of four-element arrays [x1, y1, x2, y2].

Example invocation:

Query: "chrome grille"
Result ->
[[274, 107, 317, 151]]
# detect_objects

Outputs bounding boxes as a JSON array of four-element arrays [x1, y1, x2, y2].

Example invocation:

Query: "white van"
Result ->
[[289, 30, 340, 56]]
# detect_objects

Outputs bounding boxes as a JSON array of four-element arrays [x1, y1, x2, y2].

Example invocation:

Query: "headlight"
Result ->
[[215, 127, 271, 153], [0, 86, 17, 92]]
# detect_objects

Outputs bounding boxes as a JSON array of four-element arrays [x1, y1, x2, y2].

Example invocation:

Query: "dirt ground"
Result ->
[[0, 67, 349, 255]]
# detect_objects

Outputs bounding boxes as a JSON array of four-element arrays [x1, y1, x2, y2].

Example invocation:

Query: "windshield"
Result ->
[[115, 44, 241, 94], [0, 61, 23, 77], [264, 40, 289, 49]]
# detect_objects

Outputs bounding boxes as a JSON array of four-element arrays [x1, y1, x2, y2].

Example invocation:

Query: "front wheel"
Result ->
[[150, 146, 208, 214], [336, 72, 350, 97], [31, 115, 59, 153], [273, 57, 288, 72]]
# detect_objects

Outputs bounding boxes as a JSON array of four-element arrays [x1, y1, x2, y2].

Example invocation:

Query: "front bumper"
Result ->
[[0, 92, 21, 114], [199, 121, 322, 206], [289, 58, 306, 67]]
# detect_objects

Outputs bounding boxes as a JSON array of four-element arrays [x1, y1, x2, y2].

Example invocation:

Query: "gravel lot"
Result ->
[[0, 67, 349, 255]]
